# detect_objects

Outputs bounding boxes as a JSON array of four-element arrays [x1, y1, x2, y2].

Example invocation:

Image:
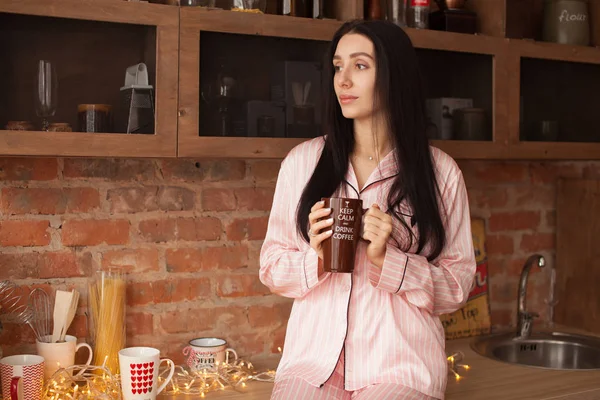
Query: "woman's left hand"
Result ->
[[362, 204, 393, 268]]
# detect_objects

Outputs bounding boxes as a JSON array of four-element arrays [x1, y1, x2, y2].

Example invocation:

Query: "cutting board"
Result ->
[[555, 179, 600, 334]]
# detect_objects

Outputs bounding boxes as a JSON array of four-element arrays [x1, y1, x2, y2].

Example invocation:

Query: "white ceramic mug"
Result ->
[[183, 337, 238, 371], [0, 355, 44, 400], [118, 347, 175, 400], [36, 335, 93, 380]]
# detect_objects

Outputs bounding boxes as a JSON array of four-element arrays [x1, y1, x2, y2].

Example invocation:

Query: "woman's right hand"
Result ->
[[308, 201, 333, 259]]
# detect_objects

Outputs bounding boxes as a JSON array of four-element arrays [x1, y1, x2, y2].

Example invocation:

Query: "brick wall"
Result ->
[[458, 160, 600, 329], [0, 157, 286, 363], [0, 157, 599, 363]]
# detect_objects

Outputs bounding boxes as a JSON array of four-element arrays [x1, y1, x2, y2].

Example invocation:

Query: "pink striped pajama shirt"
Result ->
[[259, 137, 476, 399]]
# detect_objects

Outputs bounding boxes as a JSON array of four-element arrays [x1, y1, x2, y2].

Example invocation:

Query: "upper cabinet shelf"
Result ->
[[0, 0, 178, 158], [2, 0, 600, 159], [407, 27, 506, 56]]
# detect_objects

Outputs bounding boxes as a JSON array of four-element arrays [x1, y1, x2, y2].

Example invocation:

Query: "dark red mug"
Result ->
[[321, 197, 365, 273]]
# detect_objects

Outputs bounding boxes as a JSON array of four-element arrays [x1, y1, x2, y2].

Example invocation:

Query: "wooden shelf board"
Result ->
[[0, 0, 177, 26], [431, 140, 508, 159], [178, 136, 310, 159], [177, 137, 600, 161], [407, 28, 505, 55], [507, 141, 600, 160], [510, 38, 600, 65], [177, 136, 513, 160], [0, 130, 176, 158]]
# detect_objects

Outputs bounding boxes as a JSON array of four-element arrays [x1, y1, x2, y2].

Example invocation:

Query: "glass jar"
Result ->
[[78, 104, 113, 133], [88, 270, 126, 375], [453, 108, 488, 141], [231, 0, 267, 13]]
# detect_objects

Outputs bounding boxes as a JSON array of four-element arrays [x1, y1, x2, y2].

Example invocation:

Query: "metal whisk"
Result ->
[[28, 288, 52, 342]]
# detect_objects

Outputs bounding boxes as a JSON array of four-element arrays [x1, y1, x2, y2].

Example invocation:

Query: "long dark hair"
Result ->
[[295, 20, 446, 261]]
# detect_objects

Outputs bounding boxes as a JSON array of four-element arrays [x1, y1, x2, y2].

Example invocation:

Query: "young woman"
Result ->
[[260, 19, 476, 400]]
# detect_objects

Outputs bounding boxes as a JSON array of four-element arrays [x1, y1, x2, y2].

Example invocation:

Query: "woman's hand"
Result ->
[[308, 201, 333, 260], [362, 204, 393, 268]]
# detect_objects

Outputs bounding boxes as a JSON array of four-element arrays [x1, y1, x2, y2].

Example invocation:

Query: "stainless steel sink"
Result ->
[[471, 331, 600, 370], [471, 254, 600, 370]]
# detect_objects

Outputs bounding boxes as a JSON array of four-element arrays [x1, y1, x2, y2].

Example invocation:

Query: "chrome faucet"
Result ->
[[516, 254, 546, 338]]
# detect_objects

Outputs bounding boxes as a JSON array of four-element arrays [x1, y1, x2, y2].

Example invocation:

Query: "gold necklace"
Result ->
[[352, 153, 375, 161]]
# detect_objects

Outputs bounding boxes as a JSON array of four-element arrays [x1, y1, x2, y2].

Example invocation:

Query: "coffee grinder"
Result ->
[[120, 63, 155, 134]]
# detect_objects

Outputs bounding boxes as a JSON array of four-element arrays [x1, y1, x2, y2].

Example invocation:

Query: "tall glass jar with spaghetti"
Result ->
[[89, 270, 126, 375]]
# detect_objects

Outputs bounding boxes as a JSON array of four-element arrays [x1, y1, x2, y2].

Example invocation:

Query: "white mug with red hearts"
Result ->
[[0, 355, 44, 400], [118, 347, 175, 400], [183, 337, 238, 371]]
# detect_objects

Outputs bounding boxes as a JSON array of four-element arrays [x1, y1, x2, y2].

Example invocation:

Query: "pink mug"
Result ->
[[0, 355, 44, 400]]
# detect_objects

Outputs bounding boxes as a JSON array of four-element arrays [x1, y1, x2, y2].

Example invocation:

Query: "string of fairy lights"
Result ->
[[40, 349, 469, 399], [42, 354, 277, 399], [447, 351, 471, 381]]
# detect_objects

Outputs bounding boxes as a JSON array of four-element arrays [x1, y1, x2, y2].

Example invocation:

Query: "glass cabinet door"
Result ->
[[178, 8, 338, 158], [0, 0, 178, 157]]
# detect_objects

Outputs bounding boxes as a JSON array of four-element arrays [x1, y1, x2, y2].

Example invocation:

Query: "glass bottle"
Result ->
[[293, 0, 314, 17], [407, 0, 430, 29], [367, 0, 383, 20], [386, 0, 407, 27], [35, 60, 58, 131]]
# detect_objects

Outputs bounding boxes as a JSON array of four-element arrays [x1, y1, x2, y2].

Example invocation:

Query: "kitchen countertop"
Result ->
[[444, 334, 600, 400], [160, 328, 600, 400]]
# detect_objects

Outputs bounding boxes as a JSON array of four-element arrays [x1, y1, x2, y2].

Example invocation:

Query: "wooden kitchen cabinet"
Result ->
[[2, 0, 600, 160], [0, 0, 178, 157], [175, 0, 600, 160], [506, 39, 600, 159]]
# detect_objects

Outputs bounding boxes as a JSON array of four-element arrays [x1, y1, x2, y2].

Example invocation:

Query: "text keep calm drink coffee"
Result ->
[[321, 197, 363, 273]]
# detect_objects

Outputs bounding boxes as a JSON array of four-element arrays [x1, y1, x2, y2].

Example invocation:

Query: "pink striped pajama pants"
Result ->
[[271, 351, 438, 400]]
